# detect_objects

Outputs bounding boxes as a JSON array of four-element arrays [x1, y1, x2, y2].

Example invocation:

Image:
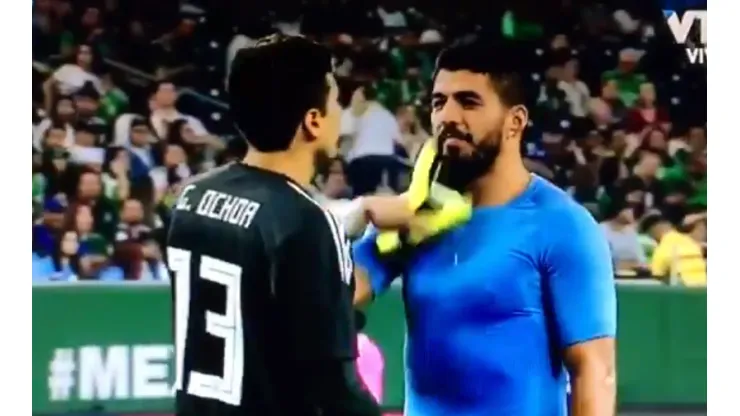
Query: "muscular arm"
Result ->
[[543, 205, 618, 416], [351, 227, 403, 305], [565, 338, 617, 416]]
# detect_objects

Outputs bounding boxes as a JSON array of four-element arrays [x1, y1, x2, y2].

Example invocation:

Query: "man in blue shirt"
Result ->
[[352, 38, 617, 416]]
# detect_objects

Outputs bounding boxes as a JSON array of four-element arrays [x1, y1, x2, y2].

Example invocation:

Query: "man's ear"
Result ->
[[506, 105, 529, 140], [302, 108, 323, 142]]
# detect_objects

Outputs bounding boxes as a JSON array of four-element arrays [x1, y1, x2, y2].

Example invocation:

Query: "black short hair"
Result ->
[[228, 34, 333, 152], [640, 213, 669, 234], [433, 37, 525, 107], [152, 80, 175, 95]]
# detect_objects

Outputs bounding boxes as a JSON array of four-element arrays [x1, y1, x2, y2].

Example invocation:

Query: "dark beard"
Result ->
[[435, 128, 500, 192]]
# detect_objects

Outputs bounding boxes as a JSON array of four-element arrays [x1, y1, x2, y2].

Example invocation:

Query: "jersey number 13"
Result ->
[[168, 247, 244, 406]]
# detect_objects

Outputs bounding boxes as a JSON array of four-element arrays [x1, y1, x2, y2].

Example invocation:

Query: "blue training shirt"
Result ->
[[353, 175, 616, 416]]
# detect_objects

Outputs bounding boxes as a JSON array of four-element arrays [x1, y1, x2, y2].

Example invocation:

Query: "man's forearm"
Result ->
[[565, 338, 616, 416], [569, 370, 616, 416]]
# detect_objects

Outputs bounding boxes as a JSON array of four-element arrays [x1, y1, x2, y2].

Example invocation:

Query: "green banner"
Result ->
[[32, 283, 706, 413]]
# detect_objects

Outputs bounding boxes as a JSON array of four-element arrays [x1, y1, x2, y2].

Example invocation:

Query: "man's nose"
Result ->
[[435, 100, 464, 124]]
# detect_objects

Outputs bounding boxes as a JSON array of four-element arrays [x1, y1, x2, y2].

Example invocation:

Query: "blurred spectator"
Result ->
[[115, 198, 150, 242], [121, 117, 158, 175], [567, 165, 604, 216], [73, 82, 107, 130], [626, 149, 664, 211], [317, 158, 352, 200], [73, 170, 118, 241], [341, 84, 402, 195], [32, 0, 706, 284], [40, 147, 76, 198], [34, 96, 77, 149], [641, 213, 707, 286], [32, 230, 81, 282], [149, 81, 209, 141], [43, 44, 102, 112], [110, 240, 144, 281], [33, 196, 67, 256], [395, 104, 429, 161], [558, 58, 590, 119], [601, 200, 648, 274], [33, 148, 45, 210], [140, 233, 170, 281], [683, 211, 707, 254], [596, 128, 629, 193], [151, 143, 192, 206], [625, 82, 671, 134], [601, 48, 647, 107], [662, 146, 706, 209], [101, 146, 132, 202], [110, 235, 169, 281], [590, 79, 628, 126], [97, 73, 129, 124]]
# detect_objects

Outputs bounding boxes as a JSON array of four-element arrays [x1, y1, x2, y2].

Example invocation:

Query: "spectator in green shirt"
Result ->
[[602, 48, 647, 107], [98, 73, 129, 124], [661, 150, 707, 208]]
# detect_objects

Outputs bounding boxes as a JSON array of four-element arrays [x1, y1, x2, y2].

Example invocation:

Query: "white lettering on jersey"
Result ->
[[175, 184, 197, 212], [194, 190, 261, 229], [168, 248, 245, 406]]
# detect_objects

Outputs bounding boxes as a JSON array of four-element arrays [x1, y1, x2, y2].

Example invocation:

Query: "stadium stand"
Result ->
[[32, 0, 706, 284]]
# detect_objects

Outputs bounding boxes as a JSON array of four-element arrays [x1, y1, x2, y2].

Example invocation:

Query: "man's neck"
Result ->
[[243, 150, 313, 188], [470, 153, 531, 207]]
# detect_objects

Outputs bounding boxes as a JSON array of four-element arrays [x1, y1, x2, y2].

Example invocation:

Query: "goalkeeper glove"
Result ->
[[375, 138, 472, 254]]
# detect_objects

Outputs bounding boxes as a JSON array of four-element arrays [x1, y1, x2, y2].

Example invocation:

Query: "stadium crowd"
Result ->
[[32, 0, 707, 285]]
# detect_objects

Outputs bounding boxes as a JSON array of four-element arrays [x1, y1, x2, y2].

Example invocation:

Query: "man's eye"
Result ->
[[431, 99, 444, 109], [459, 99, 478, 109]]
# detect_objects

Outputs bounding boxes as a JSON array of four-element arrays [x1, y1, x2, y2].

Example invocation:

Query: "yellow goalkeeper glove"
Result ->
[[376, 138, 472, 254]]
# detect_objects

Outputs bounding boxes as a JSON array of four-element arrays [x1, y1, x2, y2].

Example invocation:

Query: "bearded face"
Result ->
[[434, 122, 502, 191], [430, 70, 510, 191]]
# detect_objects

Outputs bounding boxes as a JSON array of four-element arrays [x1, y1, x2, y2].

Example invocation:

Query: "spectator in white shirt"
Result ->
[[113, 81, 224, 153], [601, 200, 648, 273], [34, 96, 77, 149], [340, 84, 402, 195], [148, 81, 209, 140], [43, 44, 103, 113], [558, 58, 591, 119]]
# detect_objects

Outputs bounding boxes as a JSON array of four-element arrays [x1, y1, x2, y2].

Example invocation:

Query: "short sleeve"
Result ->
[[543, 204, 617, 348], [352, 226, 399, 296], [274, 208, 356, 360]]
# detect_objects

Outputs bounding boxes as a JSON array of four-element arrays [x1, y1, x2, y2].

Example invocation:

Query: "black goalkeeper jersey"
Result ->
[[166, 163, 356, 416]]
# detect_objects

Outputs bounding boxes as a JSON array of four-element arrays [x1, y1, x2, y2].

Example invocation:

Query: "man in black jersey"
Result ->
[[166, 34, 380, 416]]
